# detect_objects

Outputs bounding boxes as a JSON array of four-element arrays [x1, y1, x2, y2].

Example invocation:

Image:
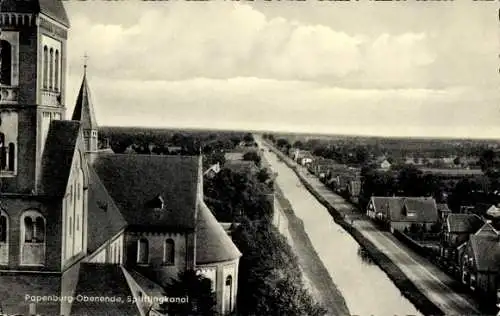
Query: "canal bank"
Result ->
[[265, 143, 444, 316]]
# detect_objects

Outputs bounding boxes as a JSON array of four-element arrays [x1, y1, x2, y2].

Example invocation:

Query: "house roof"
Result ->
[[86, 165, 128, 253], [469, 226, 500, 272], [224, 160, 258, 174], [0, 273, 62, 315], [0, 0, 70, 26], [92, 154, 200, 231], [38, 120, 81, 196], [371, 196, 438, 223], [446, 214, 484, 233], [72, 72, 98, 131], [70, 263, 141, 316], [196, 201, 241, 265]]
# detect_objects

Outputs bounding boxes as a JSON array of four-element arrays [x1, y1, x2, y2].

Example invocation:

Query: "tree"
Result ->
[[159, 270, 216, 316], [293, 140, 304, 148], [243, 151, 261, 166], [276, 138, 290, 149], [243, 133, 254, 143], [453, 156, 461, 166]]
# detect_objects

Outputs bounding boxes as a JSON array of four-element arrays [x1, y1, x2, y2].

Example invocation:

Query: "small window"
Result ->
[[137, 239, 149, 264], [163, 239, 175, 265], [225, 275, 232, 286]]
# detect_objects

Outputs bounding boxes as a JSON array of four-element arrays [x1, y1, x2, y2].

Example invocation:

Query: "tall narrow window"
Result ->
[[49, 48, 54, 90], [224, 275, 233, 313], [137, 239, 149, 264], [0, 133, 6, 170], [8, 143, 14, 171], [34, 217, 45, 242], [0, 215, 6, 242], [43, 46, 48, 89], [54, 50, 59, 91], [24, 217, 33, 242], [163, 239, 175, 265], [0, 40, 12, 85], [0, 211, 8, 265]]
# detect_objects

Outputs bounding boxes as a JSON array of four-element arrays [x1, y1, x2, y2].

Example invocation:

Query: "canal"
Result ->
[[262, 148, 423, 316]]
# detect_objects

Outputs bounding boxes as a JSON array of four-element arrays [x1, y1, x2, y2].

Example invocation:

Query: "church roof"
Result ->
[[86, 165, 128, 253], [196, 201, 242, 265], [0, 0, 70, 27], [92, 154, 200, 231], [72, 73, 98, 131], [70, 263, 141, 316], [39, 120, 81, 196]]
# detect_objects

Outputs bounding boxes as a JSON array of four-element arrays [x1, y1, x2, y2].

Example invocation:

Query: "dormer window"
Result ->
[[145, 195, 165, 211]]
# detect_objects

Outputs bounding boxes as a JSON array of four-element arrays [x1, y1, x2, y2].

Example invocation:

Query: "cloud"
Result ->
[[67, 2, 433, 86]]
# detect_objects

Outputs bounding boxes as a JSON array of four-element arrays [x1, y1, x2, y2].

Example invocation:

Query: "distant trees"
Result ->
[[276, 138, 290, 149], [243, 133, 254, 143]]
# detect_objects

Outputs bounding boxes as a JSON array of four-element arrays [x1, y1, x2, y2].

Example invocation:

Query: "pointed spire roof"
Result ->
[[72, 67, 98, 131]]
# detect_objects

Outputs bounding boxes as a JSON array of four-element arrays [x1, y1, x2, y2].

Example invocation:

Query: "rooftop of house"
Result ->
[[470, 223, 500, 272], [196, 201, 242, 265], [91, 154, 200, 231], [445, 214, 484, 233], [370, 196, 438, 223], [224, 160, 259, 174]]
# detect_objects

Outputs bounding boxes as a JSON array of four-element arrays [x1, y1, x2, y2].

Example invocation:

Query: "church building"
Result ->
[[0, 1, 241, 315]]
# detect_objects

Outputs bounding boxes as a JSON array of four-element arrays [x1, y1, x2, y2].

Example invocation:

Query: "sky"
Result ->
[[63, 0, 500, 138]]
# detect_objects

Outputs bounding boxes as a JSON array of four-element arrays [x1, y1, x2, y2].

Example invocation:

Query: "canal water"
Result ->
[[263, 149, 423, 316]]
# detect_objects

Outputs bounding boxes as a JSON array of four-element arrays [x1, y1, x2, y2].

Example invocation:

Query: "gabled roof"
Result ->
[[70, 263, 141, 316], [86, 165, 128, 253], [370, 196, 438, 223], [469, 226, 500, 272], [72, 72, 98, 131], [92, 154, 200, 231], [446, 214, 484, 233], [38, 120, 81, 196], [196, 201, 241, 265], [0, 0, 70, 27]]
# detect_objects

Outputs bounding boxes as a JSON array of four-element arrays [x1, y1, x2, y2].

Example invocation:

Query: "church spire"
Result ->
[[72, 55, 98, 152]]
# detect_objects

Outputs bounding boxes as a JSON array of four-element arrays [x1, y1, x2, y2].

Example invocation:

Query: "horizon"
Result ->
[[63, 1, 500, 139]]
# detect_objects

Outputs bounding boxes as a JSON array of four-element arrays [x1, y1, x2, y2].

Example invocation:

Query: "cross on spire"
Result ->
[[83, 52, 89, 74]]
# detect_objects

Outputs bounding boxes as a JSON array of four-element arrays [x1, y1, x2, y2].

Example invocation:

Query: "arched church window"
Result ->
[[163, 239, 175, 265], [0, 40, 12, 85], [20, 210, 46, 265], [137, 238, 149, 264], [43, 46, 48, 89], [54, 50, 59, 91], [49, 48, 54, 90]]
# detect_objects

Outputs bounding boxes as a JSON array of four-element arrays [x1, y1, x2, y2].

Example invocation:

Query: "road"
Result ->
[[255, 135, 482, 316]]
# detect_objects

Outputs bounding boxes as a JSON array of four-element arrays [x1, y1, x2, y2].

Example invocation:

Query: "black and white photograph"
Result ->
[[0, 0, 499, 315]]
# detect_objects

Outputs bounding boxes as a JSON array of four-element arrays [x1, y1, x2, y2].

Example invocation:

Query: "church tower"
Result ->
[[0, 0, 69, 193], [72, 63, 98, 153]]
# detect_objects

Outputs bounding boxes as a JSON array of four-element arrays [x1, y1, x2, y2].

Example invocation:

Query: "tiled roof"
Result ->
[[224, 160, 258, 174], [86, 165, 128, 253], [70, 263, 140, 316], [470, 226, 500, 272], [0, 0, 70, 26], [371, 196, 438, 223], [38, 120, 81, 196], [72, 73, 98, 131], [92, 154, 200, 231], [196, 201, 241, 265], [0, 273, 61, 315], [446, 214, 484, 233]]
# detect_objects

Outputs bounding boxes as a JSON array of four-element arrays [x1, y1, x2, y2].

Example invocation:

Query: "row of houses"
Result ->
[[366, 196, 500, 308]]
